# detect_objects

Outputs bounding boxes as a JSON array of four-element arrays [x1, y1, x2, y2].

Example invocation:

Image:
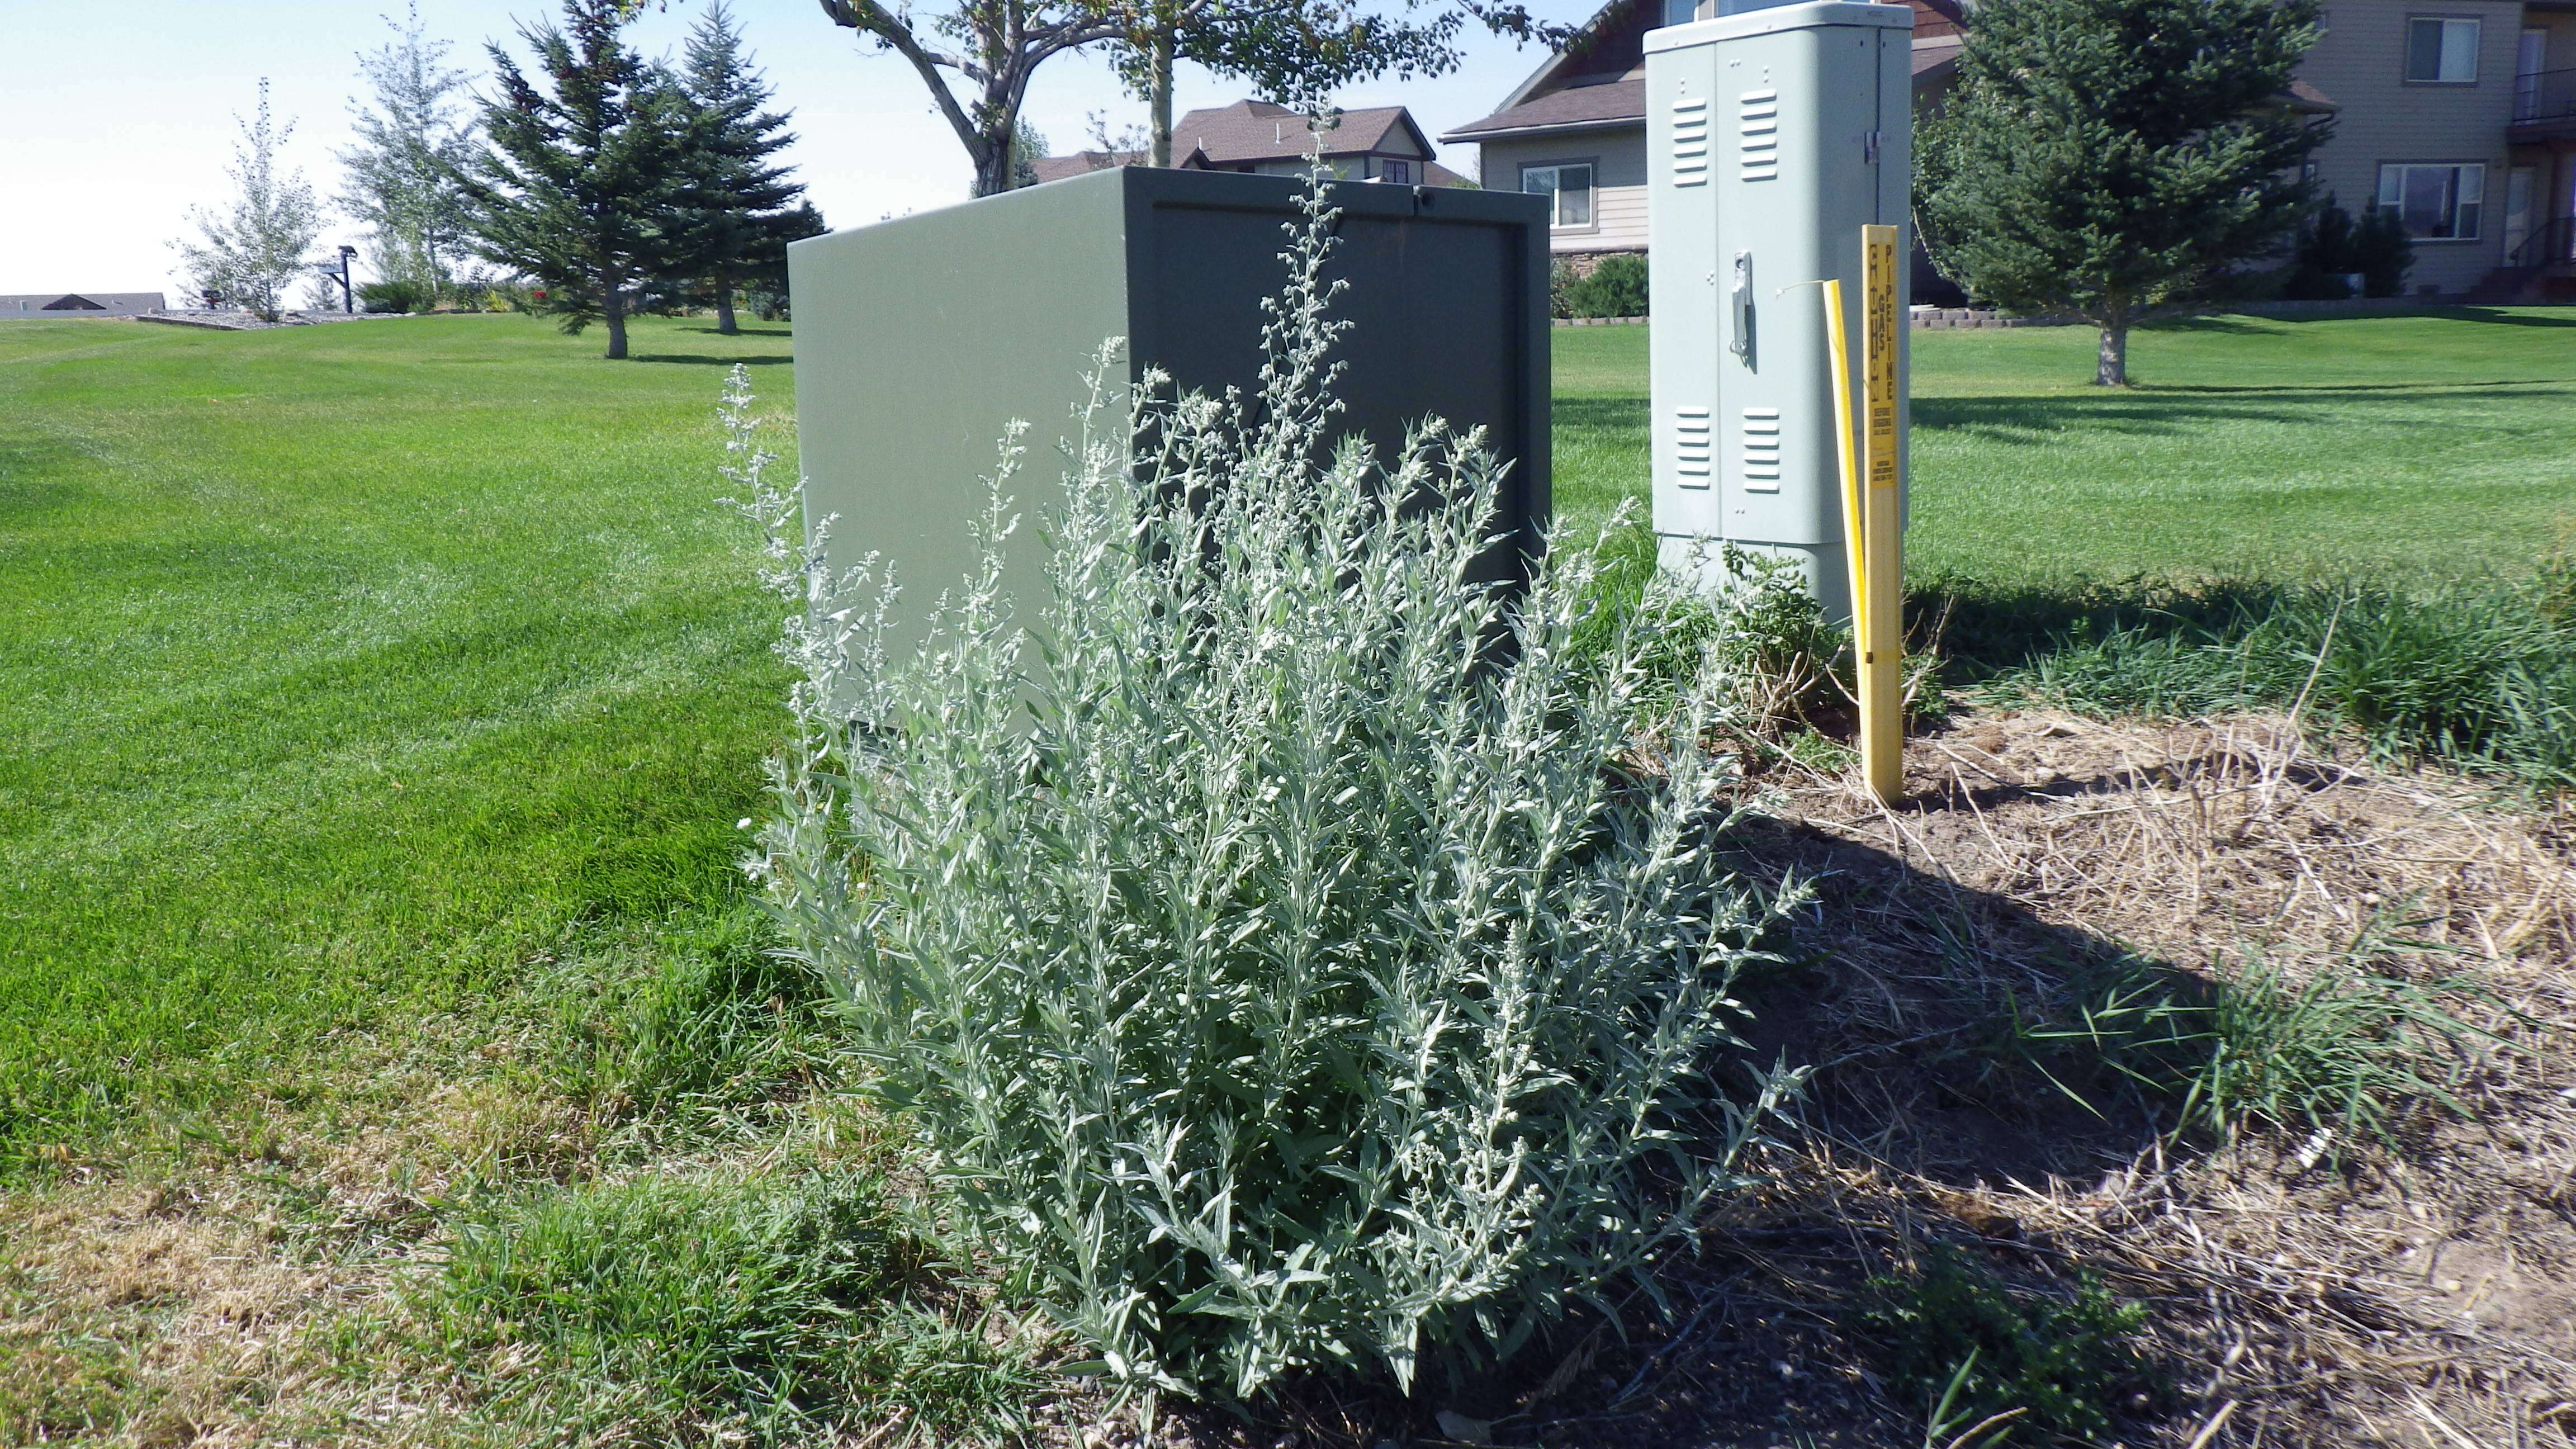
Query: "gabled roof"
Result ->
[[1170, 100, 1433, 165], [1027, 149, 1143, 184], [42, 294, 107, 310], [1443, 79, 1649, 141], [1445, 0, 1965, 143]]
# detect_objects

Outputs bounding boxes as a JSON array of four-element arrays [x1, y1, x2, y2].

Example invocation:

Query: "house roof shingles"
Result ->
[[1171, 99, 1425, 165], [1027, 149, 1143, 184], [1442, 78, 1649, 140], [1443, 0, 1967, 142], [1029, 101, 1471, 186]]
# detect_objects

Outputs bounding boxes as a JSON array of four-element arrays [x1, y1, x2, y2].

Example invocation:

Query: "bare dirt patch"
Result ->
[[1456, 707, 2576, 1448]]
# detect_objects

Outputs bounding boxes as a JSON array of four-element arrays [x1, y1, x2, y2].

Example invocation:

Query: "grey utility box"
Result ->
[[789, 167, 1551, 655], [1646, 0, 1910, 621]]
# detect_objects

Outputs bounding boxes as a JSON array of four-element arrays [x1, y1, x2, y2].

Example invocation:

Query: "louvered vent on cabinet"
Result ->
[[1741, 407, 1781, 490], [1738, 89, 1778, 182], [1674, 406, 1712, 487], [1671, 98, 1710, 186]]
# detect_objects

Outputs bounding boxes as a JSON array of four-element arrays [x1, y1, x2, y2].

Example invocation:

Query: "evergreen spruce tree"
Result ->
[[671, 2, 825, 335], [174, 79, 328, 323], [1916, 0, 2331, 385], [463, 0, 692, 359], [338, 3, 479, 305]]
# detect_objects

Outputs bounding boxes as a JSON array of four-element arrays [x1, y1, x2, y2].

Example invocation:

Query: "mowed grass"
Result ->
[[1551, 308, 2576, 584], [0, 314, 796, 1167], [9, 306, 2575, 1170]]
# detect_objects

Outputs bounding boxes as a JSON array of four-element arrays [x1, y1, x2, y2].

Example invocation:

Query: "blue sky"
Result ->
[[0, 0, 1578, 296]]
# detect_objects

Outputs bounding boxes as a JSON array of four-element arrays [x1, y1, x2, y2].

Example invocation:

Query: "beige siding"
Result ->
[[2530, 15, 2576, 244], [1471, 126, 1651, 254], [2303, 0, 2527, 292]]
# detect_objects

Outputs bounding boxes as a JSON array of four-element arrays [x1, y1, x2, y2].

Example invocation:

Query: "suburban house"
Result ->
[[1439, 0, 1963, 267], [0, 292, 165, 318], [1439, 0, 2576, 301], [1030, 100, 1471, 186], [2305, 0, 2576, 297]]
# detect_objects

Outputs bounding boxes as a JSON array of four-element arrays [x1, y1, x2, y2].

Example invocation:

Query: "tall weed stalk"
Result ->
[[727, 185, 1798, 1400]]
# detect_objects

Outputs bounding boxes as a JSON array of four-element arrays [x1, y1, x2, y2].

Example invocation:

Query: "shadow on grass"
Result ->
[[2152, 306, 2576, 332], [628, 353, 793, 366], [1912, 383, 2576, 447], [1554, 394, 1647, 430], [1914, 574, 2294, 680]]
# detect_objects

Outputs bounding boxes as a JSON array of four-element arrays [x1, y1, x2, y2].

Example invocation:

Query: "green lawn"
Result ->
[[7, 306, 2575, 1168], [0, 315, 795, 1165], [1553, 309, 2576, 585]]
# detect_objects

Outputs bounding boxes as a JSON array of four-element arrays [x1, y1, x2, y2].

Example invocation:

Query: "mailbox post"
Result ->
[[1645, 0, 1911, 624]]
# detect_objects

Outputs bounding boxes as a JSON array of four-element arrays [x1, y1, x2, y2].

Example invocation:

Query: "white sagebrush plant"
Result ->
[[723, 181, 1802, 1403]]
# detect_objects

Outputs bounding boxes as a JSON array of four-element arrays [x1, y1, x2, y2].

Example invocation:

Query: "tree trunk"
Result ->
[[2095, 315, 2128, 387], [1148, 26, 1175, 168], [714, 281, 738, 335], [972, 122, 1017, 196], [603, 274, 629, 361]]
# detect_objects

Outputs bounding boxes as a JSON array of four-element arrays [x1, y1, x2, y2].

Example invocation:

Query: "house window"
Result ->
[[2518, 27, 2547, 118], [2377, 162, 2485, 239], [1522, 163, 1595, 228], [1381, 158, 1412, 184], [2404, 17, 2480, 83]]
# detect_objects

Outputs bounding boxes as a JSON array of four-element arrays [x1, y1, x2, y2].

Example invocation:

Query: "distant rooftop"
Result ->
[[0, 292, 168, 317]]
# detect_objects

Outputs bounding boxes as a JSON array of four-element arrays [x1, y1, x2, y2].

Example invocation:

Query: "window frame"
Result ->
[[1379, 157, 1413, 185], [2376, 160, 2488, 242], [1519, 159, 1600, 232], [2403, 15, 2483, 84], [1659, 0, 1701, 27]]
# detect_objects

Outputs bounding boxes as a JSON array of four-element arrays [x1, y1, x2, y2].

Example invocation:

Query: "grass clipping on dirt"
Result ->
[[1665, 703, 2576, 1448]]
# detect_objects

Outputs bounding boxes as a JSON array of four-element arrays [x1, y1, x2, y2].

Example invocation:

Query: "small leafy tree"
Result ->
[[174, 80, 328, 323], [1111, 0, 1474, 169], [1916, 0, 2331, 385], [735, 183, 1798, 1401], [671, 1, 825, 334], [465, 0, 692, 359], [817, 0, 1125, 198], [339, 2, 480, 306], [815, 0, 1559, 195]]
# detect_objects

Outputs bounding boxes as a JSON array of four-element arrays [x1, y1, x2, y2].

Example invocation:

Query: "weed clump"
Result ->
[[1852, 1247, 2153, 1442], [2025, 926, 2494, 1151], [1941, 574, 2576, 793], [736, 187, 1798, 1400]]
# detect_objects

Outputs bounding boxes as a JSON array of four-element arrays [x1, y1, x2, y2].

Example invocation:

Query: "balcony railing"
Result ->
[[2506, 215, 2576, 271], [2513, 66, 2576, 125]]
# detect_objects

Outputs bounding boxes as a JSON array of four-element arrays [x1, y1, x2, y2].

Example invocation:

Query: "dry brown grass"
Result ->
[[0, 1016, 654, 1449], [1496, 705, 2576, 1448]]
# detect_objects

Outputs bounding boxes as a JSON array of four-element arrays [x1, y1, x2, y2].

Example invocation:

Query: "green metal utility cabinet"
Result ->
[[1646, 0, 1911, 622], [789, 167, 1551, 656]]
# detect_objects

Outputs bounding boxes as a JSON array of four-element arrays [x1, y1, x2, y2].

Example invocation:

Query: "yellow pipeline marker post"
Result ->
[[1820, 279, 1867, 651], [1857, 225, 1905, 804]]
